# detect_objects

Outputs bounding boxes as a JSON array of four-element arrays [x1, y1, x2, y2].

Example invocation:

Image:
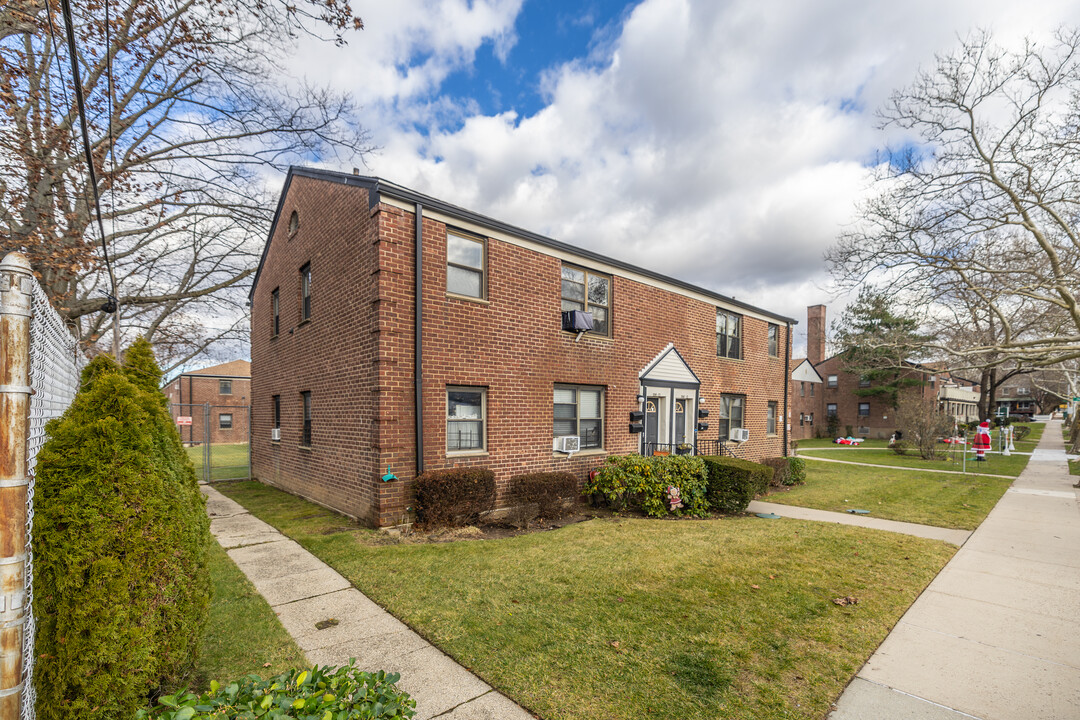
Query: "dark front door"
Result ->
[[675, 399, 686, 445], [645, 398, 659, 445]]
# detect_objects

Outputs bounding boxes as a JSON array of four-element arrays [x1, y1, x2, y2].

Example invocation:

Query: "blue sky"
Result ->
[[287, 0, 1080, 352]]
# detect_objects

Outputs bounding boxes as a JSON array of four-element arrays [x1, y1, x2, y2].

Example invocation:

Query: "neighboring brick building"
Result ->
[[248, 167, 797, 527], [164, 360, 251, 445], [791, 305, 979, 439], [996, 377, 1037, 418]]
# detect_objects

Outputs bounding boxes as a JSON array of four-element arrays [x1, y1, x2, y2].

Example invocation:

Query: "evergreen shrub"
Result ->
[[33, 342, 211, 720], [138, 664, 415, 720], [413, 467, 496, 527], [584, 455, 708, 517], [702, 456, 774, 513], [509, 471, 579, 521], [786, 457, 807, 485]]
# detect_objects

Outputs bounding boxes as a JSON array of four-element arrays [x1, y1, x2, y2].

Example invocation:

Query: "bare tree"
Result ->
[[0, 0, 371, 369], [895, 394, 953, 460], [829, 29, 1080, 377]]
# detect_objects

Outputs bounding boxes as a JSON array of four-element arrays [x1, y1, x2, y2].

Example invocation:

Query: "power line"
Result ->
[[57, 0, 120, 356]]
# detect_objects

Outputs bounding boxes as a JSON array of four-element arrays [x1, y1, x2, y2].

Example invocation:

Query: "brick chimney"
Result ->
[[807, 304, 826, 366]]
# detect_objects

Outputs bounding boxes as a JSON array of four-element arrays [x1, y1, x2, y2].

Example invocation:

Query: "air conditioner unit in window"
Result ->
[[555, 435, 581, 453], [729, 428, 750, 442], [561, 310, 594, 333], [271, 428, 281, 441]]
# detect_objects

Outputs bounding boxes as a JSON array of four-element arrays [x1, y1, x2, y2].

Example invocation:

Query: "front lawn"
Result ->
[[795, 437, 890, 449], [216, 481, 955, 720], [174, 539, 307, 691], [798, 447, 1031, 477], [766, 462, 1014, 530]]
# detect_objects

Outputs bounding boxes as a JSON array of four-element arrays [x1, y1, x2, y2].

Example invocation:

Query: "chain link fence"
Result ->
[[22, 277, 86, 720]]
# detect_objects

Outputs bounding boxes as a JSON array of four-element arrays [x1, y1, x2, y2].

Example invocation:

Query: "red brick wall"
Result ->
[[790, 377, 820, 441], [250, 177, 381, 523], [165, 375, 250, 445], [251, 177, 792, 527], [372, 204, 790, 526]]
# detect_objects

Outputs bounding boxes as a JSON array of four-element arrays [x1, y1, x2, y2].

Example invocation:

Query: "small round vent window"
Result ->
[[288, 210, 299, 236]]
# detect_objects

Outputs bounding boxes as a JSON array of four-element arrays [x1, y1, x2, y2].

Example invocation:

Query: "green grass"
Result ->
[[766, 463, 1014, 530], [176, 540, 307, 691], [798, 447, 1031, 477], [795, 437, 890, 449], [1070, 460, 1079, 477], [215, 481, 956, 720], [186, 442, 250, 480]]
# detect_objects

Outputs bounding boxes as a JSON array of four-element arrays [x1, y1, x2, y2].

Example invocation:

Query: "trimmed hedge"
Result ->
[[510, 471, 579, 521], [702, 456, 774, 513], [33, 341, 211, 719], [138, 663, 415, 719], [413, 467, 496, 527], [584, 454, 708, 517], [762, 456, 807, 486]]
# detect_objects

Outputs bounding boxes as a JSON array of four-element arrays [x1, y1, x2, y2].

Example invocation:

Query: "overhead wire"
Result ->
[[57, 0, 121, 355]]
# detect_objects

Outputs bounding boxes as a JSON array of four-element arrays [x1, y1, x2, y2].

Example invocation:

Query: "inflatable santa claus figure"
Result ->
[[973, 420, 992, 461]]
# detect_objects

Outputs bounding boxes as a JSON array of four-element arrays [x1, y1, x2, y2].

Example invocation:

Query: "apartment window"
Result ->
[[300, 391, 312, 447], [768, 324, 779, 357], [715, 311, 741, 359], [717, 394, 745, 440], [858, 402, 870, 417], [271, 288, 280, 336], [447, 232, 486, 299], [288, 210, 299, 236], [1017, 387, 1030, 395], [300, 263, 312, 321], [827, 403, 838, 417], [858, 376, 871, 388], [553, 385, 604, 449], [219, 413, 233, 430], [800, 382, 805, 397], [272, 395, 281, 430], [827, 375, 838, 388], [810, 383, 815, 397], [447, 387, 486, 452], [767, 402, 778, 435], [561, 265, 610, 336], [219, 379, 232, 395]]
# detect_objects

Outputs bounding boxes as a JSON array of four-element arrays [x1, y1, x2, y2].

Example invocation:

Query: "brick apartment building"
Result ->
[[790, 305, 979, 439], [248, 167, 797, 527], [164, 360, 251, 445]]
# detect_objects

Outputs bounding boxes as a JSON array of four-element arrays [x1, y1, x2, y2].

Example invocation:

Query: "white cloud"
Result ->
[[289, 0, 1080, 327]]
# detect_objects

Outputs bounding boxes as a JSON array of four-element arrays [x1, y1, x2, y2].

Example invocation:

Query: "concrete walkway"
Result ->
[[202, 485, 535, 720], [829, 419, 1080, 720], [746, 501, 971, 546], [800, 454, 1015, 480]]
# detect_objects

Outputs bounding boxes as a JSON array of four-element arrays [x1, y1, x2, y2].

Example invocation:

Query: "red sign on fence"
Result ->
[[176, 416, 192, 426]]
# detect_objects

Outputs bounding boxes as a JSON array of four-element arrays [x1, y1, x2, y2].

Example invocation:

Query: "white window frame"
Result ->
[[446, 231, 487, 300], [766, 401, 778, 435], [446, 386, 487, 454], [219, 379, 232, 395], [219, 413, 233, 430], [554, 385, 605, 450], [827, 375, 838, 388]]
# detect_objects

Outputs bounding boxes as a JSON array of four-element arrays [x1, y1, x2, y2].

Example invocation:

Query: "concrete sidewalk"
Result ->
[[746, 500, 971, 546], [829, 419, 1080, 720], [203, 485, 535, 720]]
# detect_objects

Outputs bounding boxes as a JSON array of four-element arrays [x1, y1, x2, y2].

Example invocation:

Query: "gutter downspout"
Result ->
[[414, 203, 424, 476], [783, 322, 791, 457]]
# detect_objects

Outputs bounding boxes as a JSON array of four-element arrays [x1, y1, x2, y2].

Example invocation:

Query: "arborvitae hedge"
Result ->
[[33, 345, 211, 719]]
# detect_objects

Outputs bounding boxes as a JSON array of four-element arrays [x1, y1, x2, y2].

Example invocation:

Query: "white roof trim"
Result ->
[[640, 343, 676, 378]]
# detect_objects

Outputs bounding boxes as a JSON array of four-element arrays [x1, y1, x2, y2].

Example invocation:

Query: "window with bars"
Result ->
[[553, 385, 604, 449], [447, 387, 486, 452], [447, 232, 486, 299], [300, 263, 312, 321], [219, 413, 233, 429], [301, 391, 312, 447], [560, 265, 610, 336], [716, 310, 741, 359]]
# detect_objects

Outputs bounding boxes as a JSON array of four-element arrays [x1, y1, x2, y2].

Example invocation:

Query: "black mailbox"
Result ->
[[696, 422, 709, 432], [629, 410, 644, 422], [629, 422, 644, 434], [697, 408, 709, 418]]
